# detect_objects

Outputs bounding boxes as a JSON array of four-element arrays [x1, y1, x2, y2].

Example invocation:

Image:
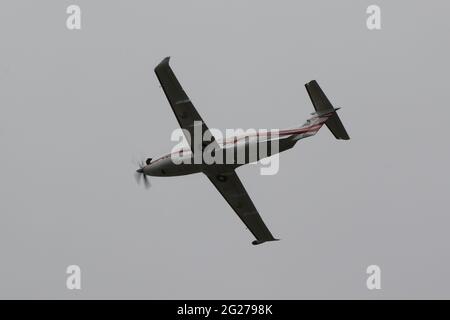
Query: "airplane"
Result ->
[[135, 57, 350, 245]]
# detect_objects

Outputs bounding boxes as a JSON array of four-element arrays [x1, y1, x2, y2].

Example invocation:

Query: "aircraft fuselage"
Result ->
[[143, 118, 325, 177]]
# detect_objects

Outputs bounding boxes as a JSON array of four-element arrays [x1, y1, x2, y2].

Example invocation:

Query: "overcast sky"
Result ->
[[1, 0, 449, 299]]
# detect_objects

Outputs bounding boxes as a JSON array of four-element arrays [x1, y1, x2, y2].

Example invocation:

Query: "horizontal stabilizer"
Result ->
[[305, 80, 350, 140]]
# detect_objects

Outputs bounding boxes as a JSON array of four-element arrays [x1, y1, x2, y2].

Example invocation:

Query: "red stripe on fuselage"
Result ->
[[152, 122, 325, 163]]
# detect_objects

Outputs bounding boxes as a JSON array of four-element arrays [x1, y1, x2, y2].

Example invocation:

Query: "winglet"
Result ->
[[155, 57, 171, 71], [252, 238, 280, 246]]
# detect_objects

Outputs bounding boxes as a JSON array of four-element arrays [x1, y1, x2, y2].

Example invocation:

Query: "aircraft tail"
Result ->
[[305, 80, 350, 140]]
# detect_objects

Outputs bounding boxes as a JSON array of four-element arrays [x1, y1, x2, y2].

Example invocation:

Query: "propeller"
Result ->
[[134, 159, 151, 189]]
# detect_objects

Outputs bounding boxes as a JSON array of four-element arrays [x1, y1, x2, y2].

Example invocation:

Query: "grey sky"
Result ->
[[0, 0, 449, 299]]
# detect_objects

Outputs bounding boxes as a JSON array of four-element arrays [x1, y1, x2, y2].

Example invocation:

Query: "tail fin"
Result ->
[[305, 80, 350, 140]]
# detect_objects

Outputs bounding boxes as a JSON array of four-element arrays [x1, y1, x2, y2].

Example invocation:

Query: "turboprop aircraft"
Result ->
[[135, 57, 350, 245]]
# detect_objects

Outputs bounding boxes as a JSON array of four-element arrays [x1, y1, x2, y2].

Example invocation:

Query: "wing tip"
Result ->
[[252, 238, 280, 246], [155, 56, 171, 72], [305, 79, 318, 87]]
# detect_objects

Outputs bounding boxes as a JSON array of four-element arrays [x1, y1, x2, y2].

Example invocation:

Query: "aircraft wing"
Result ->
[[154, 57, 220, 154], [205, 170, 279, 245]]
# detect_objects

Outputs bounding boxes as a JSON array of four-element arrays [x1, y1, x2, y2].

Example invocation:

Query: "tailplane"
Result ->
[[305, 80, 350, 140]]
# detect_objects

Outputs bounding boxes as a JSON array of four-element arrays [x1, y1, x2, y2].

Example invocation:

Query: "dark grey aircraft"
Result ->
[[135, 57, 349, 245]]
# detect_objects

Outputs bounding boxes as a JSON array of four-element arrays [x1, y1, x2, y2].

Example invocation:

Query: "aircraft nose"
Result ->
[[136, 168, 144, 173]]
